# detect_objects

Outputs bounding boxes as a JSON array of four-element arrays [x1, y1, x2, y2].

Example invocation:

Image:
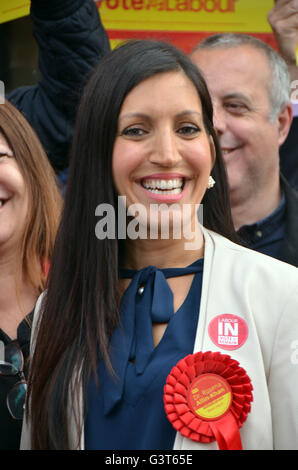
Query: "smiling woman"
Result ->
[[0, 133, 29, 253], [0, 100, 62, 449], [112, 71, 215, 239], [0, 101, 62, 308], [22, 40, 298, 451], [111, 71, 217, 249]]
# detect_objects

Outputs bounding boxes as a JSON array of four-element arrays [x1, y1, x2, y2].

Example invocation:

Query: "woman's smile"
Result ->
[[138, 173, 187, 202]]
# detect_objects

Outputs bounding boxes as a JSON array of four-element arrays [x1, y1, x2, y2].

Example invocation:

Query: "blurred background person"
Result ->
[[191, 33, 298, 266], [0, 100, 62, 449]]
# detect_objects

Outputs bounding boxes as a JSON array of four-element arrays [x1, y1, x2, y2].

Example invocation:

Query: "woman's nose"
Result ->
[[149, 130, 182, 167]]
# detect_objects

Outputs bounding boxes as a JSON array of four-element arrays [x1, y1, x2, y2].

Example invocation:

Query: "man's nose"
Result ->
[[213, 104, 227, 135]]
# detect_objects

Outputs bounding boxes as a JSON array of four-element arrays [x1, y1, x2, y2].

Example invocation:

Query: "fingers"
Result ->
[[268, 0, 298, 22]]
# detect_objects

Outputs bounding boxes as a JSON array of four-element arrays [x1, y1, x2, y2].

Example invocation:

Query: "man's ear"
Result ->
[[277, 102, 293, 147]]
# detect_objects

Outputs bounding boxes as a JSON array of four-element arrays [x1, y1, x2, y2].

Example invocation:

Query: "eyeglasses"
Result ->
[[0, 341, 27, 420]]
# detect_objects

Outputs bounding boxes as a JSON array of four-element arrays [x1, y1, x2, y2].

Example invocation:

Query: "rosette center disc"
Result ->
[[187, 373, 232, 421]]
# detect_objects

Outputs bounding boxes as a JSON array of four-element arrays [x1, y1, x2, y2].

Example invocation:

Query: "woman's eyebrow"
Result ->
[[119, 110, 202, 121], [118, 112, 149, 122], [175, 110, 202, 118]]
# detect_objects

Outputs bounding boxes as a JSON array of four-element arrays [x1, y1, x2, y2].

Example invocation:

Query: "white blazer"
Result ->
[[21, 228, 298, 450]]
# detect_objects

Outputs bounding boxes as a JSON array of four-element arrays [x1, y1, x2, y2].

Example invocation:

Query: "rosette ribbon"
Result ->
[[163, 351, 253, 450]]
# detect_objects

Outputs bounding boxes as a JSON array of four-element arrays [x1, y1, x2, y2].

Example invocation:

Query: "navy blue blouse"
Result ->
[[85, 259, 203, 450]]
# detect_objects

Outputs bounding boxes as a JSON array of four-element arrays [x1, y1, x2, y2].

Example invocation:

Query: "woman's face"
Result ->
[[112, 71, 215, 233], [0, 132, 29, 253]]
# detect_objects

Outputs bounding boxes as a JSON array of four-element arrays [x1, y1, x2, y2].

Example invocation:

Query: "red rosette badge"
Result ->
[[163, 351, 253, 450]]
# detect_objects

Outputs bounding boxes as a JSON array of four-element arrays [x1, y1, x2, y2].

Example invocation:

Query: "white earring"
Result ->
[[207, 175, 216, 189]]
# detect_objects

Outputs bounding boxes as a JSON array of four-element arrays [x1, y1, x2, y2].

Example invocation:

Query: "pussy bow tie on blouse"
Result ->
[[102, 260, 203, 415]]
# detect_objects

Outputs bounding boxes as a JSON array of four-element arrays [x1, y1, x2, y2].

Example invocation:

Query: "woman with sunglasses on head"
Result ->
[[22, 40, 298, 450], [0, 100, 62, 449]]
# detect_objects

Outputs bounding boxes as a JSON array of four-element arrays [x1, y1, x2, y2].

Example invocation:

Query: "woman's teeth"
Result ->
[[141, 178, 183, 194]]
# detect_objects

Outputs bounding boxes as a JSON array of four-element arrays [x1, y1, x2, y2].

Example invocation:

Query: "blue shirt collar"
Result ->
[[238, 193, 286, 243]]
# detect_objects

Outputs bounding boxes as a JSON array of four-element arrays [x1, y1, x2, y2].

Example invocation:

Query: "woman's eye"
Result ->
[[177, 125, 200, 136], [121, 127, 147, 137]]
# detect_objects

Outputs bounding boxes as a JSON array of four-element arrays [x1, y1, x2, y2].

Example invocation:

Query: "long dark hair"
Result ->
[[27, 40, 237, 449]]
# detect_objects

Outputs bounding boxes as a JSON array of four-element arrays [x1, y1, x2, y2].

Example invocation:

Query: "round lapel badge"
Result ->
[[208, 314, 248, 350]]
